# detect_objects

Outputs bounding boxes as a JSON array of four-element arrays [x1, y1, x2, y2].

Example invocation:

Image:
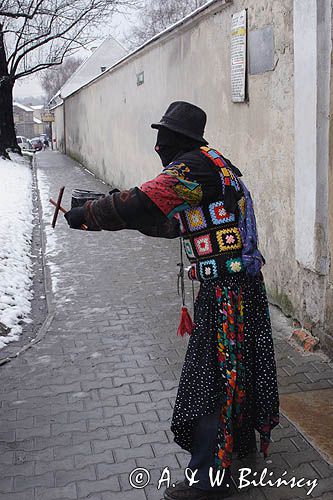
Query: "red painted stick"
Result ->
[[50, 195, 88, 230], [51, 186, 65, 228]]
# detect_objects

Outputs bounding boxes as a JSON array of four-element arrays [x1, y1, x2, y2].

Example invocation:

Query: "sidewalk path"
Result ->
[[0, 151, 332, 500]]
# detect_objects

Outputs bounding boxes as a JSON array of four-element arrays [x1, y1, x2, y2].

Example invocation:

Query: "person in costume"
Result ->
[[65, 102, 280, 500]]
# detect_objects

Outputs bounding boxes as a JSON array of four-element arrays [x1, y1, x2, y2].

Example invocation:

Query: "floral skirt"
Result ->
[[171, 272, 280, 470]]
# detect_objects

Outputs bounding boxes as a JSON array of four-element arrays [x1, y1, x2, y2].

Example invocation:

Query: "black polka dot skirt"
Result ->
[[171, 271, 280, 469]]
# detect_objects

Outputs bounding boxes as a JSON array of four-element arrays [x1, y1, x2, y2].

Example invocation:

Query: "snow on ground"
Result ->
[[36, 169, 61, 293], [0, 155, 33, 349]]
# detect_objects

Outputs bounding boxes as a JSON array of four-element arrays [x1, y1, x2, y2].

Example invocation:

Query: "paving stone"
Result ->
[[99, 386, 131, 398], [137, 400, 173, 413], [117, 392, 152, 406], [0, 491, 34, 500], [129, 431, 169, 448], [0, 430, 16, 442], [1, 461, 34, 478], [103, 403, 138, 418], [14, 471, 54, 492], [74, 450, 114, 469], [101, 491, 146, 500], [34, 412, 68, 426], [51, 421, 87, 436], [35, 483, 77, 500], [1, 418, 34, 431], [284, 449, 323, 468], [92, 435, 130, 454], [54, 442, 92, 460], [35, 457, 75, 475], [76, 477, 120, 497], [35, 433, 69, 449], [143, 420, 170, 434], [271, 426, 299, 442], [107, 422, 145, 439], [135, 454, 180, 471], [310, 459, 333, 478], [131, 381, 164, 395], [0, 477, 13, 493], [113, 375, 145, 386], [318, 493, 333, 500], [87, 415, 122, 431], [14, 447, 54, 464], [96, 459, 137, 479], [309, 476, 333, 498], [83, 396, 117, 411], [73, 428, 108, 445], [297, 380, 333, 391], [1, 437, 35, 452], [55, 465, 96, 487], [123, 410, 158, 426], [269, 437, 299, 454], [69, 408, 103, 423], [114, 444, 154, 463]]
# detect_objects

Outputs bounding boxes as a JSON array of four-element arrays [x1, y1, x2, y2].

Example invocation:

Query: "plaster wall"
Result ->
[[53, 105, 65, 153], [62, 0, 332, 345], [325, 6, 333, 352]]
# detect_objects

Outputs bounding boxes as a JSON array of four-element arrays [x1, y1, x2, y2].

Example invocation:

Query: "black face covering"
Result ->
[[155, 127, 204, 167]]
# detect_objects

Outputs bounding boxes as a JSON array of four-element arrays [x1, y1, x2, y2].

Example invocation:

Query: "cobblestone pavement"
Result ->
[[0, 150, 332, 500]]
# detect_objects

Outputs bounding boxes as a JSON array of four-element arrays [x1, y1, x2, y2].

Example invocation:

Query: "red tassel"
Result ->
[[177, 306, 194, 337], [260, 438, 269, 459]]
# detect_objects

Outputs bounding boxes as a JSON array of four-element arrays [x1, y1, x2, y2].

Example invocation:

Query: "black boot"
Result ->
[[164, 480, 231, 499]]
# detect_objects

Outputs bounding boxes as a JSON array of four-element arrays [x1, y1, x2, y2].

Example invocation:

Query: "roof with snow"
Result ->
[[13, 101, 33, 112], [33, 117, 42, 124], [30, 104, 44, 110], [60, 36, 127, 99]]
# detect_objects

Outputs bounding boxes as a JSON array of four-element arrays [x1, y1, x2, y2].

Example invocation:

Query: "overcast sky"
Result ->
[[13, 8, 136, 101]]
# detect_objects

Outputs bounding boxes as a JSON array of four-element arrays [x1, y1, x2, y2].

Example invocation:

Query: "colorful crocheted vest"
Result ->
[[178, 147, 245, 282]]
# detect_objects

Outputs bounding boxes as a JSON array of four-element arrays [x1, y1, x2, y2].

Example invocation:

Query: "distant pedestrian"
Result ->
[[43, 138, 49, 150], [65, 101, 279, 500]]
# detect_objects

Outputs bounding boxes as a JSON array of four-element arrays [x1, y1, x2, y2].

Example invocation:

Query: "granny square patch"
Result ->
[[216, 228, 242, 252], [199, 259, 219, 280], [226, 257, 244, 273], [209, 201, 235, 225], [185, 207, 207, 231], [194, 234, 213, 256], [183, 239, 195, 259]]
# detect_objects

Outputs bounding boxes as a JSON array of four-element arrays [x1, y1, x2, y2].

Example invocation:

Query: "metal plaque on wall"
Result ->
[[231, 9, 247, 102], [248, 26, 274, 75]]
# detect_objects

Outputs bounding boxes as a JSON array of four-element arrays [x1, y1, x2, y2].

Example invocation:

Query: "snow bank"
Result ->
[[0, 155, 33, 349]]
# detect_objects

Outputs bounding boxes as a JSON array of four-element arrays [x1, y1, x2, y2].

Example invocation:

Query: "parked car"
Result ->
[[30, 137, 43, 151], [16, 136, 32, 151]]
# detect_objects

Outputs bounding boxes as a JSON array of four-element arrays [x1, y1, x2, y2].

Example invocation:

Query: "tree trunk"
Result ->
[[0, 23, 20, 159]]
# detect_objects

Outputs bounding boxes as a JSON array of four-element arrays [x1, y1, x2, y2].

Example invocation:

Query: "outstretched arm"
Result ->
[[66, 160, 204, 238], [65, 187, 180, 239]]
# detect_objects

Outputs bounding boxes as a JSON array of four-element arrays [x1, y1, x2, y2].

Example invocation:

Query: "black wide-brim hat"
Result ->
[[151, 101, 208, 145]]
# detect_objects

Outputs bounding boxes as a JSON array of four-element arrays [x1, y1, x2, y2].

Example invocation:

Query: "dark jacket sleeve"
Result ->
[[84, 187, 180, 239]]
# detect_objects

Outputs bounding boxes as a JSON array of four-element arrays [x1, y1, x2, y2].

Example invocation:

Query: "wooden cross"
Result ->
[[49, 186, 87, 230]]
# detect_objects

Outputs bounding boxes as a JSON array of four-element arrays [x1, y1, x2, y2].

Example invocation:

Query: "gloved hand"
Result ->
[[64, 206, 86, 229]]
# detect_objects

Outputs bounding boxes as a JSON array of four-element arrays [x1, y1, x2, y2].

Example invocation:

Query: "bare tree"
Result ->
[[39, 56, 83, 102], [0, 0, 135, 159], [127, 0, 206, 49]]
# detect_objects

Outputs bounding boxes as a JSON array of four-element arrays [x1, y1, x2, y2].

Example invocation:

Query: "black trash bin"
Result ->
[[71, 189, 105, 208]]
